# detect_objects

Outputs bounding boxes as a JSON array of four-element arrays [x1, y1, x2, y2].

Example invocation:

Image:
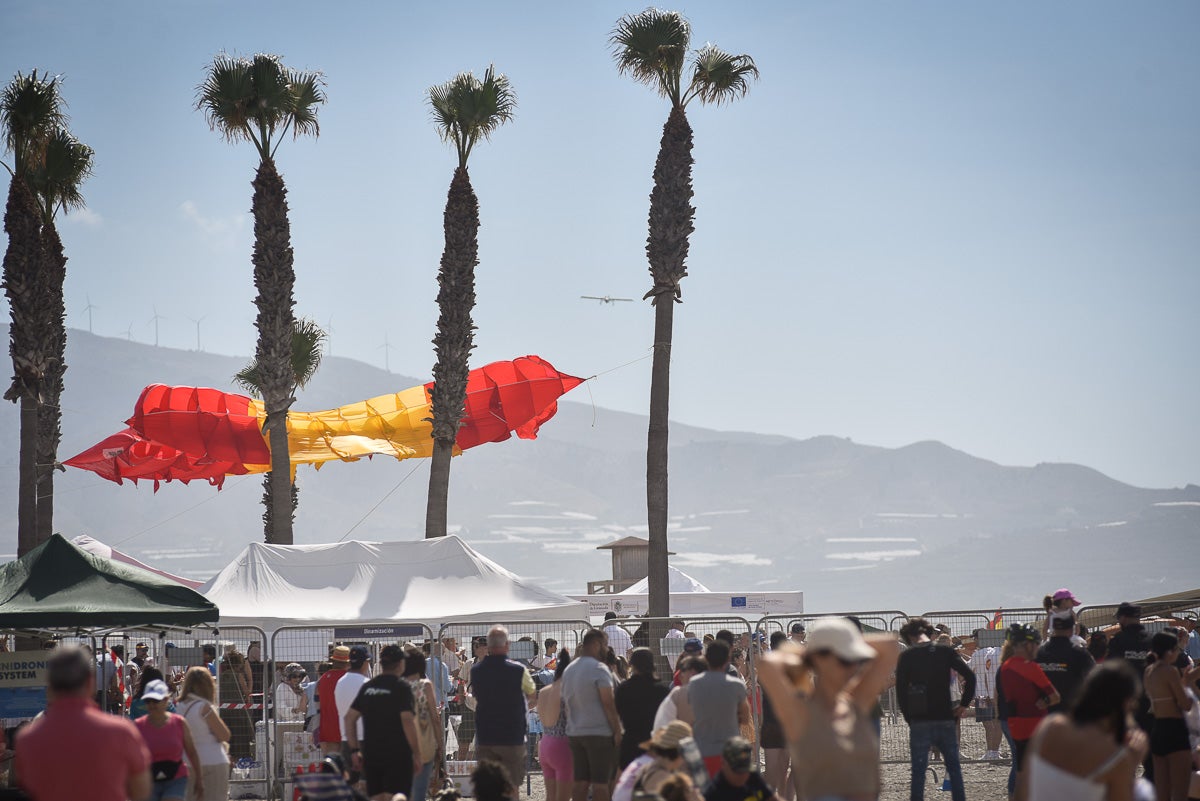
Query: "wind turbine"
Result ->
[[377, 333, 395, 373], [580, 295, 633, 305], [187, 315, 206, 351], [326, 315, 335, 357], [148, 306, 166, 347], [121, 322, 134, 341], [83, 295, 98, 333]]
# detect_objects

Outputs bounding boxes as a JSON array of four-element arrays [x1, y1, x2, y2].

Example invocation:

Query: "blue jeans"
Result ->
[[1001, 720, 1016, 796], [411, 759, 434, 801], [909, 720, 965, 801]]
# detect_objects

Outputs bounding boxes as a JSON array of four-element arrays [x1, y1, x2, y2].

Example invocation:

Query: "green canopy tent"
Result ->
[[0, 534, 218, 630]]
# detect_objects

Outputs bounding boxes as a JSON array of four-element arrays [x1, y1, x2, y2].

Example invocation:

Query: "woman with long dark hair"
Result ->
[[1018, 660, 1149, 801], [1144, 631, 1200, 801]]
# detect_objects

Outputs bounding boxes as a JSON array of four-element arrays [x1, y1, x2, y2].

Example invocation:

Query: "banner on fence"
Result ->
[[574, 592, 803, 616], [0, 651, 48, 717]]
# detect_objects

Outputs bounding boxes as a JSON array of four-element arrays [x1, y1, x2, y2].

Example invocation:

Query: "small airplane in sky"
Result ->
[[580, 295, 633, 305]]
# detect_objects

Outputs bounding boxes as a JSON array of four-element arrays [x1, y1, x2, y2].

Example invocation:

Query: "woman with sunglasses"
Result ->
[[274, 663, 309, 723], [134, 679, 203, 801], [758, 616, 898, 801]]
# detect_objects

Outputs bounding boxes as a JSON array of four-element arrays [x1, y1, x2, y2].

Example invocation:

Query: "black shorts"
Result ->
[[760, 721, 785, 750], [363, 747, 413, 797], [1150, 717, 1190, 756]]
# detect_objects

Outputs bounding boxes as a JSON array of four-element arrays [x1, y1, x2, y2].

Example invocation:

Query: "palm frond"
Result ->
[[686, 45, 759, 107], [197, 53, 325, 161], [233, 316, 327, 395], [290, 317, 326, 389], [426, 66, 516, 167], [195, 54, 256, 144], [1, 70, 68, 174], [28, 127, 94, 221], [287, 70, 327, 140], [610, 9, 691, 105], [232, 362, 263, 398]]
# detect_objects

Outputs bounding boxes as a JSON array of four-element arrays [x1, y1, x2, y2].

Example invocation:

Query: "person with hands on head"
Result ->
[[756, 616, 899, 801], [343, 644, 421, 801]]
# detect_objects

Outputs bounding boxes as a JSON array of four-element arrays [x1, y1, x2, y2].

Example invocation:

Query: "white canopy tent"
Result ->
[[201, 535, 588, 630], [619, 566, 711, 594]]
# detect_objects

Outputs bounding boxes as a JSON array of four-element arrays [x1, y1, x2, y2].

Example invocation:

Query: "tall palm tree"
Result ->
[[423, 66, 515, 539], [1, 70, 67, 556], [197, 53, 325, 545], [611, 10, 758, 616], [233, 317, 326, 540], [28, 127, 94, 544]]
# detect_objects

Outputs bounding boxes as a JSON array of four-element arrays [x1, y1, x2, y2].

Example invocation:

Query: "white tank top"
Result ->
[[178, 696, 230, 767], [1026, 746, 1127, 801]]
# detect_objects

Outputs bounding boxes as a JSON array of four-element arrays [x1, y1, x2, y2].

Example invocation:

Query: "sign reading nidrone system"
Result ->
[[0, 652, 48, 718]]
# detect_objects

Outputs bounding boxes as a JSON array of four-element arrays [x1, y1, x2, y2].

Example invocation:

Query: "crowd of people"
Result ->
[[6, 596, 1200, 801]]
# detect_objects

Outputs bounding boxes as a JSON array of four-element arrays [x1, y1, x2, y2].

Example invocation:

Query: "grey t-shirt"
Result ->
[[561, 655, 615, 737], [686, 669, 747, 756]]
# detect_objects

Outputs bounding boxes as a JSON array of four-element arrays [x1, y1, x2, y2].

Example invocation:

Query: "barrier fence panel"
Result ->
[[437, 619, 593, 797], [271, 623, 435, 799], [198, 626, 271, 799], [607, 615, 760, 763]]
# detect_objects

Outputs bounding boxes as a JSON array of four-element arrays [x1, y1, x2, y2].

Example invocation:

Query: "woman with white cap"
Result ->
[[135, 678, 204, 801], [758, 616, 898, 801]]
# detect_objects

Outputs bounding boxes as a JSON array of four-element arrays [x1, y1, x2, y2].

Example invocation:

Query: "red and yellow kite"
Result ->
[[66, 356, 583, 489]]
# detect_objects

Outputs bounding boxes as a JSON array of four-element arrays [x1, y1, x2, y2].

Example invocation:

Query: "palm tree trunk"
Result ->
[[425, 167, 479, 539], [425, 439, 454, 539], [36, 220, 68, 544], [251, 159, 297, 545], [643, 106, 695, 618], [260, 472, 299, 541], [3, 177, 47, 556]]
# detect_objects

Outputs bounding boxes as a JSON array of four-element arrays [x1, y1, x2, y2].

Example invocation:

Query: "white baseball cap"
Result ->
[[806, 617, 875, 662]]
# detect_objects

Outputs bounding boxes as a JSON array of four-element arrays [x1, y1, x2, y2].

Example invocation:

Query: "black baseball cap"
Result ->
[[1115, 602, 1142, 619], [722, 737, 755, 772], [349, 645, 370, 667]]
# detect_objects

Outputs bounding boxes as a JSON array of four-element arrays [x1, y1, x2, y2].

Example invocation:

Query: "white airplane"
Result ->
[[581, 295, 633, 305]]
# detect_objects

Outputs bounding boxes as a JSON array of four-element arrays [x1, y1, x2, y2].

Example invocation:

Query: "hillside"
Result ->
[[1, 328, 1197, 612]]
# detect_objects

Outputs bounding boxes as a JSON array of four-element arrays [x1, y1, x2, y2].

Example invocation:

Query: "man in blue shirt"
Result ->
[[427, 641, 455, 708]]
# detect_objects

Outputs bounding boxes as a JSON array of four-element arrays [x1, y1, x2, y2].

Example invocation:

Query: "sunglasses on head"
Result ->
[[812, 650, 861, 668]]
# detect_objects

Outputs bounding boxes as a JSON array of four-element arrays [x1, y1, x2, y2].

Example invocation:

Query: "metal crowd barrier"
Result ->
[[270, 623, 435, 799]]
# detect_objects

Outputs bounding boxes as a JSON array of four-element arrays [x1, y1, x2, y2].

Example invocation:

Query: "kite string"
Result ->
[[581, 348, 653, 428], [338, 459, 428, 542], [110, 475, 254, 547]]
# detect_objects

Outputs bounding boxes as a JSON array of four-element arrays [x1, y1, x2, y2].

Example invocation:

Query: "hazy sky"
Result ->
[[3, 1, 1197, 490]]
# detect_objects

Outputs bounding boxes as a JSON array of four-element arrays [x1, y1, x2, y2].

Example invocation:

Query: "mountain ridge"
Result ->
[[1, 327, 1197, 611]]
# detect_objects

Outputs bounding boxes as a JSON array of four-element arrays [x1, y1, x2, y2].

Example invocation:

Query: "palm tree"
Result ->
[[1, 70, 67, 556], [611, 10, 758, 616], [28, 127, 94, 544], [233, 317, 326, 540], [423, 67, 515, 539], [197, 53, 325, 545]]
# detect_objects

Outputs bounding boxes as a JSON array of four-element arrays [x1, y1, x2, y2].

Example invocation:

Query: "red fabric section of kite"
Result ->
[[433, 355, 585, 450]]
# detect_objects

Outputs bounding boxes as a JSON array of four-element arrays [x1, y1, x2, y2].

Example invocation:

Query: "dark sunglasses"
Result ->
[[812, 650, 862, 668]]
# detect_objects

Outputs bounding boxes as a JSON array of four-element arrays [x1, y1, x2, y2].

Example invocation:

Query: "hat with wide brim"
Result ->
[[639, 721, 693, 751], [330, 646, 351, 664]]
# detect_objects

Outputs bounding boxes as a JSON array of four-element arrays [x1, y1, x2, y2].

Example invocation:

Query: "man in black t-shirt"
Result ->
[[1036, 613, 1095, 711], [344, 644, 421, 799], [703, 737, 780, 801], [895, 618, 975, 801]]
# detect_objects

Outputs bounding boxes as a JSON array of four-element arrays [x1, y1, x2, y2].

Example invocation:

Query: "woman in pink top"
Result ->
[[134, 679, 203, 801]]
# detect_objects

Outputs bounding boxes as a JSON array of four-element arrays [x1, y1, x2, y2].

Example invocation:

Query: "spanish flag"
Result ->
[[988, 609, 1003, 630]]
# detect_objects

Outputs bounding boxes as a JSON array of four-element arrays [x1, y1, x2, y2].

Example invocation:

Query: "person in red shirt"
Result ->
[[16, 645, 152, 801], [999, 623, 1060, 788], [318, 645, 351, 756]]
